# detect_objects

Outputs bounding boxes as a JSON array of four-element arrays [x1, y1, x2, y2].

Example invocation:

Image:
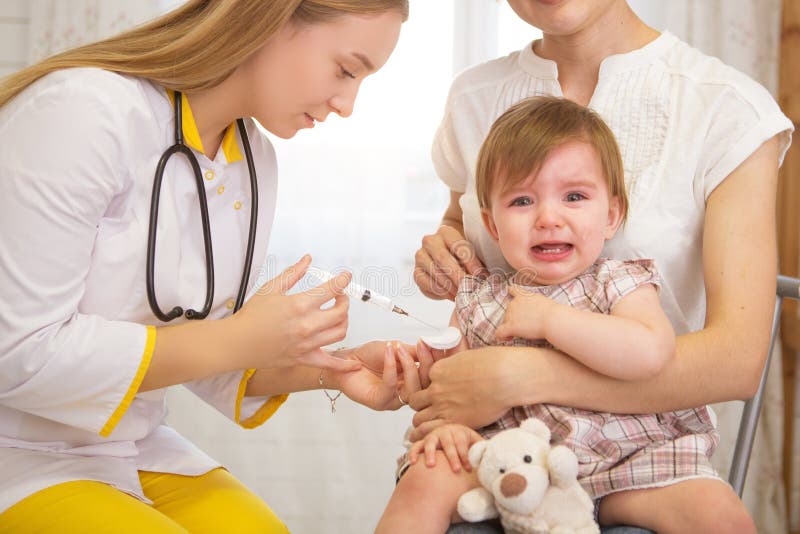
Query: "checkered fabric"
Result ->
[[455, 258, 721, 499]]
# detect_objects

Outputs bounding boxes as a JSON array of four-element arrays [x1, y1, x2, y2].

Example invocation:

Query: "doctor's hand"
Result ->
[[414, 225, 485, 301], [331, 341, 422, 411], [234, 255, 359, 372]]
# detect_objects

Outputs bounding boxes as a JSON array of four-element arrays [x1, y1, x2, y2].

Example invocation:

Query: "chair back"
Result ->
[[728, 274, 800, 496]]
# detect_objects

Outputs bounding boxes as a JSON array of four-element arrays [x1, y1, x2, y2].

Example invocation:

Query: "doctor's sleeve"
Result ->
[[0, 77, 152, 437], [183, 371, 287, 429]]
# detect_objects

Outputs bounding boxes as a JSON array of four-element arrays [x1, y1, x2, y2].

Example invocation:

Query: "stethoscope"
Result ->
[[146, 91, 259, 322]]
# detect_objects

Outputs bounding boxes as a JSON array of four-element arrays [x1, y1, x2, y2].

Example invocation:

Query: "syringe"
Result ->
[[307, 267, 410, 317]]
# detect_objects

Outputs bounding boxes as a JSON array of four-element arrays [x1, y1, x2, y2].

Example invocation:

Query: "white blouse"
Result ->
[[432, 32, 793, 335], [0, 68, 285, 511]]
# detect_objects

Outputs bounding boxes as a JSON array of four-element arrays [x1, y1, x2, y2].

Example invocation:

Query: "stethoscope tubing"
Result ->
[[234, 119, 258, 312], [146, 91, 258, 322]]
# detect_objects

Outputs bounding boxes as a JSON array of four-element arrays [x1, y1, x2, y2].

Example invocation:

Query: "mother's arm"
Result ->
[[410, 136, 780, 431]]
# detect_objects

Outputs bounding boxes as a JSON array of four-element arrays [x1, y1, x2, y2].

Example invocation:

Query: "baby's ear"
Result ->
[[481, 208, 500, 242], [604, 195, 624, 239]]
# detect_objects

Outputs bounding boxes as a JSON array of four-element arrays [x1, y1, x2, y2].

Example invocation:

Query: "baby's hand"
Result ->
[[408, 423, 483, 473], [495, 285, 555, 341]]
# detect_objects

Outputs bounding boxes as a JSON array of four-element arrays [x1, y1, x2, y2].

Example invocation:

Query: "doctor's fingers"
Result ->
[[381, 343, 399, 389], [396, 344, 422, 395], [290, 289, 349, 328], [298, 347, 361, 372], [257, 255, 312, 295], [304, 271, 353, 304], [299, 314, 349, 353]]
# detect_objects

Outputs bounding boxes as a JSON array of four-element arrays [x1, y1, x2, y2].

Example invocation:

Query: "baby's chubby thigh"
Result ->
[[378, 451, 480, 533], [400, 452, 480, 522], [598, 478, 755, 534]]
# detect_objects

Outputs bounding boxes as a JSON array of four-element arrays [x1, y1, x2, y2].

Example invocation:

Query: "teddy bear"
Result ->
[[457, 418, 599, 534]]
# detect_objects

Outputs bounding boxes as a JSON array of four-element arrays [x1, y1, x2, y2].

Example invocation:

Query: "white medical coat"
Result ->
[[0, 68, 285, 511]]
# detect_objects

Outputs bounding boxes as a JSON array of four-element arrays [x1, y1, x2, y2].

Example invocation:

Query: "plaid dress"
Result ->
[[457, 258, 721, 499]]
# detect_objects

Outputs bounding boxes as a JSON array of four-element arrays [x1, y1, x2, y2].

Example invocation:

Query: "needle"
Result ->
[[392, 306, 439, 330]]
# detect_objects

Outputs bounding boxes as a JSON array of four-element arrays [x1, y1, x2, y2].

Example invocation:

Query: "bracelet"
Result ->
[[318, 369, 342, 414]]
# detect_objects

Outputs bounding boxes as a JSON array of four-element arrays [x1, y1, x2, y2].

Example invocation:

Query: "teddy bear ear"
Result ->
[[520, 418, 551, 441], [468, 440, 489, 469]]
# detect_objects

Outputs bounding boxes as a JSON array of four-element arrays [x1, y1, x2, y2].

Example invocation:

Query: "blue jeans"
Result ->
[[445, 521, 653, 533]]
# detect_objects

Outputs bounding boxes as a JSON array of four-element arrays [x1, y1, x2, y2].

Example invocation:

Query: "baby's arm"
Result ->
[[496, 284, 675, 380]]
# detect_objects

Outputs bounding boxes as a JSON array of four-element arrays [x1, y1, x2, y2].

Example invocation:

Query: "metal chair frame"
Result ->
[[729, 274, 800, 496]]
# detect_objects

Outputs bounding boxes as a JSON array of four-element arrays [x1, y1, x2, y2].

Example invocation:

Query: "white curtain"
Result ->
[[662, 0, 782, 95], [630, 1, 787, 532], [27, 0, 160, 62]]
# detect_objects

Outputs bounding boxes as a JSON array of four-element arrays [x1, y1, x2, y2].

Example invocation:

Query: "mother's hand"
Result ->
[[408, 346, 536, 436], [414, 225, 485, 301]]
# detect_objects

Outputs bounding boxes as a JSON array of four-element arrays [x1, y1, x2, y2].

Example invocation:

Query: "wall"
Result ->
[[0, 1, 28, 77]]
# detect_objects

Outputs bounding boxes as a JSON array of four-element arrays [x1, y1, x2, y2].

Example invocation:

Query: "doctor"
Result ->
[[0, 0, 412, 532]]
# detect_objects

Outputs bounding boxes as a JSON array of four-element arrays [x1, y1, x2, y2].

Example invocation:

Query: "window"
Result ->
[[265, 1, 454, 273]]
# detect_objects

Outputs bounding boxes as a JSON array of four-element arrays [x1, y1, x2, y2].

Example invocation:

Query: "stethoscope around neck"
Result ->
[[146, 90, 259, 322]]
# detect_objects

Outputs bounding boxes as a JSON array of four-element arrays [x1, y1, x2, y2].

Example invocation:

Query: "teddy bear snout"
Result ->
[[490, 464, 549, 514], [500, 472, 527, 498]]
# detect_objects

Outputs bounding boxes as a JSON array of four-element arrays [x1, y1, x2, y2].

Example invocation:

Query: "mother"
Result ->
[[411, 0, 792, 530]]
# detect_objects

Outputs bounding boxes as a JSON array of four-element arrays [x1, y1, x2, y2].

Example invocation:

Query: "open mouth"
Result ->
[[532, 243, 573, 254]]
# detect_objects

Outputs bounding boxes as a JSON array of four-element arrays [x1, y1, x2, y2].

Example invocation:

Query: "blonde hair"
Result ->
[[0, 0, 409, 109], [476, 96, 628, 222]]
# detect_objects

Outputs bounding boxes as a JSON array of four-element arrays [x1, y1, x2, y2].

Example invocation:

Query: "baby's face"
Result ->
[[482, 140, 622, 286]]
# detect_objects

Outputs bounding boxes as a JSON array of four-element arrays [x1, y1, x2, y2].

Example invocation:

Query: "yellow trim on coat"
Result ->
[[220, 124, 244, 163], [235, 369, 288, 429], [99, 326, 156, 437], [165, 90, 243, 163]]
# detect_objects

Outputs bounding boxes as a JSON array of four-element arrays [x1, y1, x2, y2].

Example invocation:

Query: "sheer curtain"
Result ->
[[27, 0, 160, 62]]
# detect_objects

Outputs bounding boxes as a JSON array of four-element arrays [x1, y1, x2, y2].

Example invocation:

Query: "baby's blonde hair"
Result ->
[[0, 0, 409, 109], [476, 96, 628, 223]]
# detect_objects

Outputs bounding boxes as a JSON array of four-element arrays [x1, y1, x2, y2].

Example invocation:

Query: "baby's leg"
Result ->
[[375, 451, 480, 534], [598, 478, 755, 534]]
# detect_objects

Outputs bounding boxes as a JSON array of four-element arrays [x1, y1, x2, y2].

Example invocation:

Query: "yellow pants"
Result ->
[[0, 468, 289, 533]]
